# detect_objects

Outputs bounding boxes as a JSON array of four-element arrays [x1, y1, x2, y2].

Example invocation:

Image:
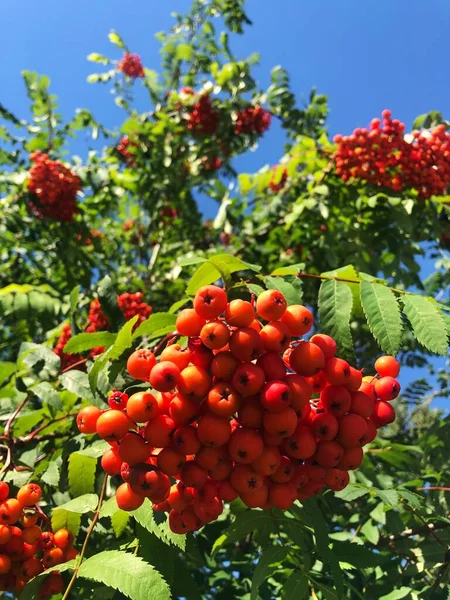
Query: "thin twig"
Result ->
[[296, 271, 413, 297], [61, 474, 108, 600], [400, 499, 448, 549], [61, 359, 87, 374], [416, 487, 450, 492], [20, 412, 76, 442]]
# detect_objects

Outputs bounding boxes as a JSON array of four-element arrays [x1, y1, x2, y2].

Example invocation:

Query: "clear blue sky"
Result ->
[[1, 0, 448, 408]]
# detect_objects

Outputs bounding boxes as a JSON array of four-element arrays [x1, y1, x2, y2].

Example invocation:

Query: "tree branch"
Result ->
[[61, 474, 108, 600]]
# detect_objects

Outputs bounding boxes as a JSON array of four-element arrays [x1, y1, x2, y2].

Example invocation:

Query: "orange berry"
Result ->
[[96, 410, 132, 442], [193, 285, 227, 320], [149, 361, 181, 392], [126, 391, 159, 423], [17, 483, 41, 506], [260, 321, 291, 353], [115, 483, 145, 511], [160, 344, 191, 370], [207, 383, 241, 418], [256, 289, 287, 321], [76, 405, 103, 434], [290, 341, 325, 377], [197, 414, 232, 447], [200, 321, 230, 350], [211, 351, 239, 381], [280, 304, 314, 336], [176, 309, 206, 337], [177, 365, 212, 400], [53, 528, 74, 550], [126, 349, 156, 381], [225, 299, 255, 327]]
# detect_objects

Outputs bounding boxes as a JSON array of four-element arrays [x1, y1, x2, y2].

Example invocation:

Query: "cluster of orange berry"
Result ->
[[334, 110, 450, 199], [76, 285, 400, 534], [27, 151, 80, 222], [0, 482, 77, 597], [54, 293, 152, 370]]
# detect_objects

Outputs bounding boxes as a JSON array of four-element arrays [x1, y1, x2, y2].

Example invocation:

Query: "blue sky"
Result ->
[[1, 0, 448, 408]]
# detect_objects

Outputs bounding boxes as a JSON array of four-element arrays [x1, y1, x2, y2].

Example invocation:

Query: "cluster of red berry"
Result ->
[[117, 292, 153, 323], [117, 53, 145, 78], [117, 136, 137, 165], [187, 96, 220, 136], [0, 482, 77, 597], [54, 293, 152, 370], [234, 106, 271, 136], [201, 155, 223, 172], [27, 152, 80, 222], [53, 324, 83, 371], [334, 110, 450, 199], [269, 167, 288, 193], [76, 285, 400, 534]]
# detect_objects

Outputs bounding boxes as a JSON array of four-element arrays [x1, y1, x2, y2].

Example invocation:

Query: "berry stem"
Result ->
[[400, 498, 448, 549], [20, 412, 77, 442], [152, 332, 179, 356], [61, 474, 109, 600]]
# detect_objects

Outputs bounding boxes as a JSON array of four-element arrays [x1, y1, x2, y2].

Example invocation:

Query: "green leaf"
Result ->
[[361, 519, 379, 545], [303, 498, 344, 599], [322, 265, 362, 315], [318, 279, 354, 361], [271, 263, 305, 276], [108, 30, 125, 48], [97, 275, 122, 328], [30, 381, 62, 411], [132, 499, 186, 550], [335, 484, 370, 502], [0, 361, 16, 386], [176, 44, 193, 60], [371, 488, 399, 507], [111, 509, 130, 537], [69, 285, 80, 314], [51, 510, 82, 538], [78, 550, 171, 600], [132, 313, 177, 340], [251, 545, 289, 600], [41, 459, 61, 487], [87, 52, 110, 65], [379, 587, 412, 600], [212, 510, 274, 554], [186, 254, 260, 295], [89, 315, 138, 393], [55, 493, 99, 513], [402, 295, 448, 355], [397, 489, 423, 509], [282, 571, 309, 600], [100, 496, 120, 519], [360, 281, 402, 355], [68, 453, 97, 496], [332, 541, 381, 568], [64, 332, 116, 354], [264, 276, 303, 305], [186, 261, 222, 295], [60, 370, 95, 404]]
